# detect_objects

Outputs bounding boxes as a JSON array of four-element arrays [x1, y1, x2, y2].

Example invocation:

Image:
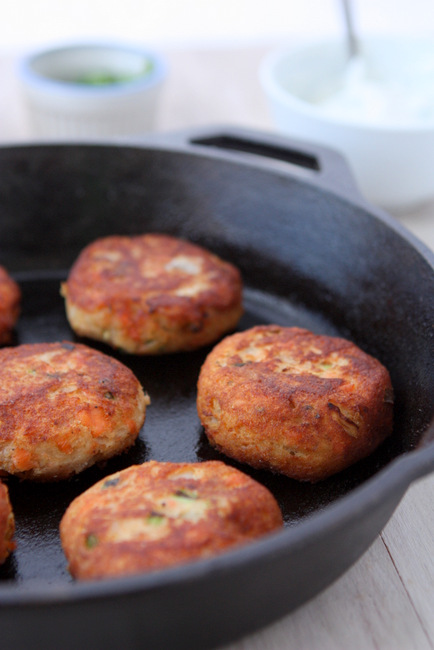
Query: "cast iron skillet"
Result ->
[[0, 127, 433, 649]]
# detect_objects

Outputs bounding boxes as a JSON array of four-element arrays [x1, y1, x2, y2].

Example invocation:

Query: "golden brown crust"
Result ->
[[0, 481, 15, 564], [61, 234, 243, 354], [197, 325, 394, 482], [0, 266, 20, 345], [0, 341, 149, 481], [60, 460, 283, 580]]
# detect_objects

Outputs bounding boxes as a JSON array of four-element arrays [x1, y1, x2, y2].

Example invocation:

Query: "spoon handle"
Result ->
[[340, 0, 359, 59]]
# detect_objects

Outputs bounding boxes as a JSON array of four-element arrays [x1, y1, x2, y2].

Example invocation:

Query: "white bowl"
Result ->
[[18, 42, 168, 139], [259, 36, 434, 211]]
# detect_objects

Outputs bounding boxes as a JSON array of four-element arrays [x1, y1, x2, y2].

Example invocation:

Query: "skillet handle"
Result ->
[[143, 125, 366, 205]]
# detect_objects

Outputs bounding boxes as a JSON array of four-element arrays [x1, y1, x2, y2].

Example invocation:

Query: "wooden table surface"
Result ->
[[1, 45, 433, 650]]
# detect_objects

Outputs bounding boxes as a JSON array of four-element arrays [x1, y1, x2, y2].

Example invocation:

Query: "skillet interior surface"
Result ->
[[0, 138, 432, 646], [0, 274, 394, 585]]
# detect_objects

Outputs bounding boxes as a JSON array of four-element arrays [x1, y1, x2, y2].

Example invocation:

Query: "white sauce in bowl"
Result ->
[[316, 55, 434, 126]]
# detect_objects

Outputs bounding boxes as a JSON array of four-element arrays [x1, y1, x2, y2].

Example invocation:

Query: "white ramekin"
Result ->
[[18, 42, 168, 139]]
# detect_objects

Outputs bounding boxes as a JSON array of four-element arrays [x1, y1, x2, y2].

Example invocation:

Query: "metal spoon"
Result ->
[[339, 0, 359, 61]]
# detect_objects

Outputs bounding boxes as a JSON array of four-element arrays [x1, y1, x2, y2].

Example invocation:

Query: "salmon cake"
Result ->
[[0, 341, 149, 481], [0, 265, 20, 345], [60, 460, 283, 580], [0, 481, 15, 564], [197, 325, 394, 482], [61, 233, 243, 354]]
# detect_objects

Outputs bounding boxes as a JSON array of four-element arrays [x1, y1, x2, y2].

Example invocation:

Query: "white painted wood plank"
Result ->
[[395, 209, 434, 253], [224, 530, 432, 650], [157, 47, 272, 132], [381, 473, 434, 645]]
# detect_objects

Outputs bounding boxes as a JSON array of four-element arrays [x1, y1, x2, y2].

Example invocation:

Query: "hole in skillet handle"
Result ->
[[191, 134, 320, 171], [189, 128, 366, 205]]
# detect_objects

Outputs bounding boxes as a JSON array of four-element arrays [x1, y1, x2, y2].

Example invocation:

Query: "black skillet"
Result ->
[[0, 127, 433, 649]]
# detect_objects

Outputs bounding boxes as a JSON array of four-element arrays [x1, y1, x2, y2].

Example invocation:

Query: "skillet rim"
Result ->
[[0, 132, 433, 607], [2, 130, 434, 267], [0, 441, 432, 606]]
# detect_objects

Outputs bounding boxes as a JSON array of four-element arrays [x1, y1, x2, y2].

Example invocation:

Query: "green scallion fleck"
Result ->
[[173, 488, 198, 500], [85, 533, 98, 549], [146, 513, 165, 525]]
